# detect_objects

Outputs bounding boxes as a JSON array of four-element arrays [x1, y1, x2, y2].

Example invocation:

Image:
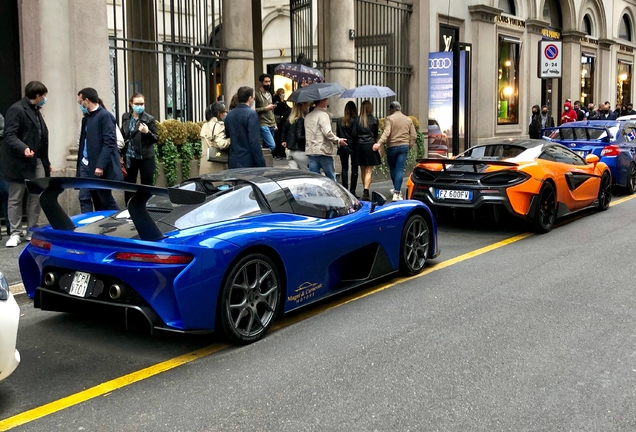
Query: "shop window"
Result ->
[[497, 37, 520, 125], [498, 0, 515, 15], [620, 14, 632, 41], [582, 15, 593, 36], [580, 55, 595, 105], [617, 61, 632, 106]]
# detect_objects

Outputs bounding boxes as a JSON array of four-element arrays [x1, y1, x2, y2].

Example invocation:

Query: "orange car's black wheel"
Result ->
[[626, 163, 636, 195], [598, 171, 611, 211], [532, 182, 556, 233]]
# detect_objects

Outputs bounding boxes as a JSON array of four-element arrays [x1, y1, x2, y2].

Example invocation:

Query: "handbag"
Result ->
[[120, 157, 128, 178], [207, 123, 229, 163]]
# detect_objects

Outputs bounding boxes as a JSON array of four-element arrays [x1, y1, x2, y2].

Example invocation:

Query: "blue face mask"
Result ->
[[132, 105, 145, 115], [38, 97, 47, 107], [79, 105, 88, 114]]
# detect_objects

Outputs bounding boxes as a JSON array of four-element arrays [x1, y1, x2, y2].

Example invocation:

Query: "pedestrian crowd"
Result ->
[[0, 75, 418, 247], [529, 98, 636, 139]]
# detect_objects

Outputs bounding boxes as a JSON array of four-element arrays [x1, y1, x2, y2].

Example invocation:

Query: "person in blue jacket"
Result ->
[[223, 86, 266, 168], [76, 87, 123, 213]]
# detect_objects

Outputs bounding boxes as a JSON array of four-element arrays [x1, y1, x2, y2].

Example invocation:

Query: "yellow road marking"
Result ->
[[5, 193, 636, 431]]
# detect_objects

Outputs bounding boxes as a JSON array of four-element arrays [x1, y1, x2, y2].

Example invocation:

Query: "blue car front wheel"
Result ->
[[219, 254, 282, 344], [400, 214, 429, 276]]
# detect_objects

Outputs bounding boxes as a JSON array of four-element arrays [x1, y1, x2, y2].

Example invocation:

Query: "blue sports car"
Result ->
[[20, 169, 439, 344], [543, 120, 636, 193]]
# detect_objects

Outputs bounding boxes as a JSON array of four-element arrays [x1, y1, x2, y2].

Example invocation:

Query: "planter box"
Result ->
[[155, 159, 200, 187]]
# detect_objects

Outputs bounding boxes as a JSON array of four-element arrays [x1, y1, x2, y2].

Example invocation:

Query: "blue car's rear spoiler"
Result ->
[[415, 158, 518, 173], [541, 126, 613, 142], [27, 177, 206, 241]]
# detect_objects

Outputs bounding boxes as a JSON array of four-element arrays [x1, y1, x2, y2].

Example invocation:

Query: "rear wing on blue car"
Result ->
[[26, 177, 206, 241], [541, 126, 613, 142]]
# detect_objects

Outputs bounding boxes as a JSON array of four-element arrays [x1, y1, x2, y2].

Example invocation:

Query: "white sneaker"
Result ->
[[389, 188, 395, 194], [25, 232, 32, 241], [393, 192, 404, 201], [6, 234, 21, 248]]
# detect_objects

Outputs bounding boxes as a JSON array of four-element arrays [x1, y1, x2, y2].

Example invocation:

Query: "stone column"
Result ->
[[38, 0, 111, 174], [327, 0, 356, 117], [468, 5, 501, 142], [598, 39, 615, 105], [562, 30, 585, 104], [223, 0, 255, 101], [409, 0, 431, 140]]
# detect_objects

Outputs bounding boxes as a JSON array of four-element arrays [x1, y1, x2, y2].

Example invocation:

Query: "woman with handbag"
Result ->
[[281, 102, 309, 171], [336, 101, 359, 196], [200, 102, 230, 175], [121, 93, 157, 204]]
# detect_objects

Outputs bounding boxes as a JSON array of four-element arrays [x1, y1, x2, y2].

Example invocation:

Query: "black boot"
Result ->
[[350, 171, 359, 197], [361, 189, 370, 201]]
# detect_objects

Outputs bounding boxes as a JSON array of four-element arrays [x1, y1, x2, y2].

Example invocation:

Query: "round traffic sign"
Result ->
[[544, 44, 559, 60]]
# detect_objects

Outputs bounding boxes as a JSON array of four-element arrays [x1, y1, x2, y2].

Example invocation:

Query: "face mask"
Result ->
[[79, 105, 88, 114], [564, 107, 569, 111], [542, 110, 548, 115], [532, 111, 537, 115], [38, 97, 47, 107], [263, 84, 271, 91], [132, 105, 145, 115]]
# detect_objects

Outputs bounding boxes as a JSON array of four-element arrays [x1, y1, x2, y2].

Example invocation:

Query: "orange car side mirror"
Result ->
[[585, 154, 600, 164]]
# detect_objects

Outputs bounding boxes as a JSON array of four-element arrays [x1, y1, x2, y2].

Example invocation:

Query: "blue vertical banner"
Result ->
[[428, 52, 453, 155]]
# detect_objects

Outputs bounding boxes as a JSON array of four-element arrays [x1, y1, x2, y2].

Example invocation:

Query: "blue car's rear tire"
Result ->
[[219, 253, 281, 344], [626, 163, 636, 194], [399, 214, 429, 276]]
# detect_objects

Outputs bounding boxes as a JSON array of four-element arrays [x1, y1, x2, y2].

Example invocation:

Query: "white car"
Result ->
[[0, 272, 20, 381]]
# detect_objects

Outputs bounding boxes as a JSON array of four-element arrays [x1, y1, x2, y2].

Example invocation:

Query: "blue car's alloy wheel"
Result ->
[[400, 214, 429, 276], [219, 254, 281, 344], [627, 163, 636, 195]]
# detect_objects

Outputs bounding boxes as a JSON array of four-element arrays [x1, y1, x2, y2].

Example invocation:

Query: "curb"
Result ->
[[9, 283, 26, 298]]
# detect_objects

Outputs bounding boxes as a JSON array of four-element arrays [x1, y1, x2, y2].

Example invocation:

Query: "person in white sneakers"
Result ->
[[1, 81, 52, 247], [373, 101, 416, 201]]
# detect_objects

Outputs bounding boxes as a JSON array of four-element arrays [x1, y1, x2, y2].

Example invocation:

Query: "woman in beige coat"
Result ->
[[199, 102, 230, 174]]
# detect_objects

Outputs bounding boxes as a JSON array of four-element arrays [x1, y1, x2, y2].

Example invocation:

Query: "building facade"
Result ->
[[1, 0, 636, 175]]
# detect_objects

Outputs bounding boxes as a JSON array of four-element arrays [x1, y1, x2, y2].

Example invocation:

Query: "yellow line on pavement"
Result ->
[[0, 344, 229, 431], [610, 193, 636, 207], [0, 231, 569, 430]]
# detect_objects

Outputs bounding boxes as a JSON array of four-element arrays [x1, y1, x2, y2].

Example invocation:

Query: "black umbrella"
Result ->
[[287, 82, 347, 103], [273, 63, 325, 84]]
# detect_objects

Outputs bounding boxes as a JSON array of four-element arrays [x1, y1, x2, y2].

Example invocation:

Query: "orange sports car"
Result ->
[[406, 139, 612, 232]]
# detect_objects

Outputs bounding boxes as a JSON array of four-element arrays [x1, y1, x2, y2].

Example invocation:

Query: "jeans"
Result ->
[[260, 126, 276, 151], [307, 155, 336, 181], [386, 145, 410, 193], [288, 150, 309, 171], [78, 163, 119, 213], [7, 158, 45, 234]]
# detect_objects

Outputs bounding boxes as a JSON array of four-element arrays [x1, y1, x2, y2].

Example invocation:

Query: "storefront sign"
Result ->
[[619, 45, 634, 53], [495, 15, 525, 28], [542, 29, 561, 40], [580, 36, 598, 45], [439, 24, 459, 52], [538, 40, 562, 78]]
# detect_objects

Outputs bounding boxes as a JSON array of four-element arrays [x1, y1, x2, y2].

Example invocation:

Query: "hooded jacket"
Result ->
[[560, 101, 578, 124]]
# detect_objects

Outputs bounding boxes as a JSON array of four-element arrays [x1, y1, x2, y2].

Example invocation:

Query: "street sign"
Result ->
[[538, 40, 562, 78]]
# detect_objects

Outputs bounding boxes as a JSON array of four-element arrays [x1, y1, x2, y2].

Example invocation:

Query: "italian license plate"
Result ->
[[436, 189, 472, 200], [69, 271, 91, 297], [575, 150, 586, 157]]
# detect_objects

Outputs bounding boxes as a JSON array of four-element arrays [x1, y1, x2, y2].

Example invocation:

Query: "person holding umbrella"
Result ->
[[304, 98, 347, 181], [356, 100, 381, 201]]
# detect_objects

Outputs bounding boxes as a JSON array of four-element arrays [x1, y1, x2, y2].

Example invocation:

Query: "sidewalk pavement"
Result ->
[[7, 161, 401, 298]]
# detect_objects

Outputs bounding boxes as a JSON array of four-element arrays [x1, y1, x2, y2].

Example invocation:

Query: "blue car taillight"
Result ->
[[600, 145, 620, 157], [114, 252, 193, 264]]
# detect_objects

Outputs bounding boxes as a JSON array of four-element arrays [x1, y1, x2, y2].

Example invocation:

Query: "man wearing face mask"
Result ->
[[1, 81, 52, 247], [254, 73, 277, 152], [599, 102, 618, 120], [224, 86, 266, 168], [120, 92, 157, 205], [76, 87, 123, 213], [560, 101, 578, 124], [540, 105, 555, 133]]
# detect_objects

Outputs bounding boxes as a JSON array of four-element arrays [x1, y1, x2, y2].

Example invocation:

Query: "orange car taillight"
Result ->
[[480, 171, 530, 186], [600, 145, 620, 157], [30, 238, 51, 250], [114, 252, 193, 264]]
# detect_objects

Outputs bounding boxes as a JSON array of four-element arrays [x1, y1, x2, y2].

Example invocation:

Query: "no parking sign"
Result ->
[[538, 40, 562, 78]]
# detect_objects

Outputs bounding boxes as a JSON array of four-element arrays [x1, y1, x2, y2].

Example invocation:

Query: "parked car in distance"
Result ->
[[428, 119, 448, 156], [543, 120, 636, 193], [407, 139, 612, 233], [0, 271, 20, 382]]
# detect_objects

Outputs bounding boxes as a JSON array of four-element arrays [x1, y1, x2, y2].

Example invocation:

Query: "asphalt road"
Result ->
[[2, 188, 636, 431]]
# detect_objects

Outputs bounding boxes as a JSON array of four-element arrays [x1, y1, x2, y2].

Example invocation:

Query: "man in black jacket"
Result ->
[[224, 86, 266, 168], [77, 87, 122, 213], [1, 81, 52, 247]]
